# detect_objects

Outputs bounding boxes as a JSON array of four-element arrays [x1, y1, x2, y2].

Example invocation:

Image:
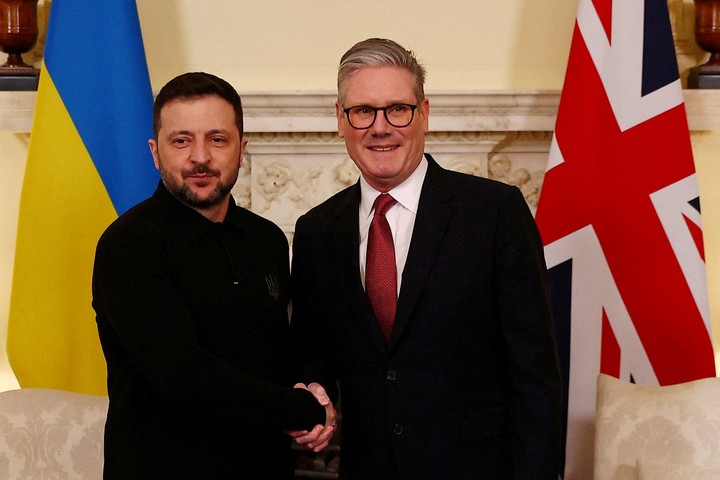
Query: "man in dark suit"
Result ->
[[92, 72, 334, 479], [290, 38, 563, 479]]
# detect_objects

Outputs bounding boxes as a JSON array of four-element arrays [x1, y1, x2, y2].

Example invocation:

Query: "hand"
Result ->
[[286, 382, 337, 452], [308, 382, 337, 432]]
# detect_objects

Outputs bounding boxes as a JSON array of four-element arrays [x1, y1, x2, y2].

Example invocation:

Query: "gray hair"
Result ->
[[337, 38, 426, 105]]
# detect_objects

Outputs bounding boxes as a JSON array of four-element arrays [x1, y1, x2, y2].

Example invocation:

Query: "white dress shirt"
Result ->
[[359, 156, 429, 295]]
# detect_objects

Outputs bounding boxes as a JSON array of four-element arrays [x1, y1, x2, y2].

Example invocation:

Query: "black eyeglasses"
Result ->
[[342, 103, 418, 129]]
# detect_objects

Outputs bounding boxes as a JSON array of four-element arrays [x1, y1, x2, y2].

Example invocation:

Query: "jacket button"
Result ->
[[393, 424, 404, 435], [386, 369, 397, 381]]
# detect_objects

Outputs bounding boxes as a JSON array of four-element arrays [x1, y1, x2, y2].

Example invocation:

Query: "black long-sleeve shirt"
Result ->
[[92, 182, 324, 479]]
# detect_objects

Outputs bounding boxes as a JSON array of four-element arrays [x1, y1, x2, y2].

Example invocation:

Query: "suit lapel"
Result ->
[[332, 183, 389, 354], [391, 156, 454, 348]]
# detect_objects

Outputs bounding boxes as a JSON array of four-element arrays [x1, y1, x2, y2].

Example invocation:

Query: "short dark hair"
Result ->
[[337, 38, 426, 105], [152, 72, 243, 138]]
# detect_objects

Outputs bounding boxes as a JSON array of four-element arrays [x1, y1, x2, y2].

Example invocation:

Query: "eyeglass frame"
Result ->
[[341, 103, 419, 130]]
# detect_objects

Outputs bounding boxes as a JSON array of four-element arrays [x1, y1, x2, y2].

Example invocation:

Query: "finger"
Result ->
[[308, 426, 335, 452], [291, 424, 323, 445], [324, 403, 337, 428], [307, 383, 330, 405], [308, 426, 334, 448], [311, 440, 330, 452], [293, 433, 317, 444]]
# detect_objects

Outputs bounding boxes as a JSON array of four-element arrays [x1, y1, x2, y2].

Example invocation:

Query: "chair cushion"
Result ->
[[637, 459, 720, 480], [0, 388, 107, 479], [594, 373, 720, 480]]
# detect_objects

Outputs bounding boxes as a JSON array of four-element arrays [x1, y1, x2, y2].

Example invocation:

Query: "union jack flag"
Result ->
[[534, 0, 716, 477]]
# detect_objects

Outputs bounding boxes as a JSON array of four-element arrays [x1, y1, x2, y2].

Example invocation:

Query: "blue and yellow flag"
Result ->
[[8, 1, 158, 395]]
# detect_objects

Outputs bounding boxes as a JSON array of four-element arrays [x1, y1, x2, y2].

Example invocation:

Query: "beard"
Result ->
[[160, 164, 238, 210]]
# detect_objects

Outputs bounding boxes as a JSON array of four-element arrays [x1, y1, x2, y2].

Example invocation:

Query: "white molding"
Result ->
[[2, 89, 720, 134], [0, 91, 36, 133]]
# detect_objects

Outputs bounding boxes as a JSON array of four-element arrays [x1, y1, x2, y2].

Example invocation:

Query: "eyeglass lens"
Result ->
[[345, 104, 416, 129]]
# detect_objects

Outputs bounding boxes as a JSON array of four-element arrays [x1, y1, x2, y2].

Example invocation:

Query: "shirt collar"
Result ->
[[360, 155, 428, 220], [153, 181, 244, 237]]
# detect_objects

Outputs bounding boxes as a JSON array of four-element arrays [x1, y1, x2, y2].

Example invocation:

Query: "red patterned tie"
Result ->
[[366, 193, 398, 341]]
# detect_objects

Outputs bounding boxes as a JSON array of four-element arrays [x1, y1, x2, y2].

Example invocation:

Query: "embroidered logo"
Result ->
[[265, 275, 281, 301]]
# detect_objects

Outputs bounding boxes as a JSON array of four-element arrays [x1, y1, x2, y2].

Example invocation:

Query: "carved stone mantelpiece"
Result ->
[[232, 127, 554, 237], [2, 90, 720, 238]]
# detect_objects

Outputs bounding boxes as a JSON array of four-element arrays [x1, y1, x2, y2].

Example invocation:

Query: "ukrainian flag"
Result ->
[[7, 1, 158, 395]]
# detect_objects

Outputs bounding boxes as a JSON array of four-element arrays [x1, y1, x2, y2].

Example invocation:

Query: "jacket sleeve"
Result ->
[[92, 224, 325, 431], [495, 186, 564, 479], [288, 213, 340, 403]]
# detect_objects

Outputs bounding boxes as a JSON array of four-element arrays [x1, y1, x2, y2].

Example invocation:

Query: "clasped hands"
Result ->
[[287, 382, 337, 452]]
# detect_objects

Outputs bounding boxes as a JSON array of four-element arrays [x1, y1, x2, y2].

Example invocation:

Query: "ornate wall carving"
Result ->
[[231, 130, 553, 240], [2, 90, 718, 242]]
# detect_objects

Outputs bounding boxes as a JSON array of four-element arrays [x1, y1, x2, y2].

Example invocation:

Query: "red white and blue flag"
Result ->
[[535, 0, 716, 477]]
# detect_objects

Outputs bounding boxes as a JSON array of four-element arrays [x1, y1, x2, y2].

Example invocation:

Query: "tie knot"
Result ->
[[373, 193, 396, 217]]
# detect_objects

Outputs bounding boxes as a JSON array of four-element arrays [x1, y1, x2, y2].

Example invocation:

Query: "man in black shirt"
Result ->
[[92, 72, 335, 479]]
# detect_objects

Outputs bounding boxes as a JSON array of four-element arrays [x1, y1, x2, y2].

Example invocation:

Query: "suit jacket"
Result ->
[[291, 155, 562, 480], [92, 183, 325, 479]]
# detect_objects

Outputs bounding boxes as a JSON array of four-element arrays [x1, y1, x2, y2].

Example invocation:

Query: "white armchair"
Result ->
[[0, 388, 107, 479], [594, 373, 720, 480]]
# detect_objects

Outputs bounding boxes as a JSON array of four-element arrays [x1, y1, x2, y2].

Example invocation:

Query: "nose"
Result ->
[[369, 110, 392, 135], [190, 141, 211, 164]]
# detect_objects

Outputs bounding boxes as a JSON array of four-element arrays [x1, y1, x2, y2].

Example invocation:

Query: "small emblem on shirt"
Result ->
[[265, 275, 280, 301]]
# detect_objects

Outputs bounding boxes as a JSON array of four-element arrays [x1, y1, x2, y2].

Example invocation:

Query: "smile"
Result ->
[[368, 146, 398, 152]]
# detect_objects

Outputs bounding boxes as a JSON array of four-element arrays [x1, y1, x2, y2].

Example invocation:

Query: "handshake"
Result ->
[[286, 382, 337, 452]]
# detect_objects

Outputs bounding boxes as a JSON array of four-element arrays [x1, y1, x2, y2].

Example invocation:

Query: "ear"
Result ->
[[148, 139, 160, 171], [419, 98, 430, 134], [335, 102, 346, 139], [238, 137, 248, 168]]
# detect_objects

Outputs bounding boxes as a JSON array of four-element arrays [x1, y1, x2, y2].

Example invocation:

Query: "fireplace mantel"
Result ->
[[2, 89, 719, 236], [2, 90, 720, 134]]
